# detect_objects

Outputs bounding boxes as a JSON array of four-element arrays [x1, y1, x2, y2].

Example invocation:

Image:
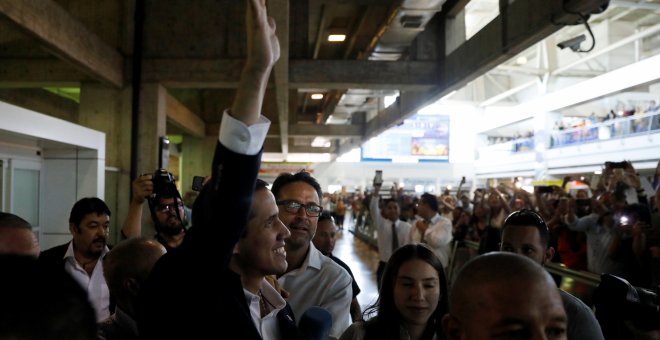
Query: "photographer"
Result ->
[[120, 171, 189, 252]]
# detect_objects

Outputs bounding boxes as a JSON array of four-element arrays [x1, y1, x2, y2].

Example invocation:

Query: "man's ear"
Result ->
[[544, 246, 556, 264], [68, 223, 77, 235], [442, 314, 464, 340]]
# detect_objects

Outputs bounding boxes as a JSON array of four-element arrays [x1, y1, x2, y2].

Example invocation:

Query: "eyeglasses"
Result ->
[[277, 200, 323, 217], [156, 202, 184, 213]]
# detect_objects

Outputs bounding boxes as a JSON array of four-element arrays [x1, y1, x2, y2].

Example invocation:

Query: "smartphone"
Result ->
[[192, 176, 205, 191], [373, 170, 383, 186]]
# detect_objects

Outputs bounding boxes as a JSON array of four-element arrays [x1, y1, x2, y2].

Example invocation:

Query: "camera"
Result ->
[[536, 186, 554, 194], [557, 35, 586, 51], [151, 168, 179, 199], [606, 161, 627, 169], [594, 274, 660, 335]]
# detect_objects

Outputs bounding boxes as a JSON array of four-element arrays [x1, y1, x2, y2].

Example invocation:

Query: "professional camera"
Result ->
[[593, 274, 660, 337], [151, 168, 179, 199]]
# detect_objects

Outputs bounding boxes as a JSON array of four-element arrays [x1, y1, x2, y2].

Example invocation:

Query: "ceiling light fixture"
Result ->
[[328, 34, 346, 42], [311, 93, 324, 100]]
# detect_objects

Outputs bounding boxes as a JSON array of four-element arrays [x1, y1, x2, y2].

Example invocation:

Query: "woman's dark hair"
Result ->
[[362, 244, 449, 340]]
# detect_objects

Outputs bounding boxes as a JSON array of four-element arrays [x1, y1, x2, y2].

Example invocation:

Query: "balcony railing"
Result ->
[[549, 110, 660, 148]]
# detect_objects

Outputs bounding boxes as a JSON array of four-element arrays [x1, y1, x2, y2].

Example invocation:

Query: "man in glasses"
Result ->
[[120, 173, 188, 252], [499, 209, 604, 340], [271, 171, 353, 339]]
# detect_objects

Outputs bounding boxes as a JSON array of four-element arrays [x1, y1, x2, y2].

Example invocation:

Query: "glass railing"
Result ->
[[477, 137, 535, 160], [549, 110, 660, 148]]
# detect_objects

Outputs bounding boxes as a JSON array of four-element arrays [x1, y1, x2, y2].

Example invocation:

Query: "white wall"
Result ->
[[0, 101, 106, 251]]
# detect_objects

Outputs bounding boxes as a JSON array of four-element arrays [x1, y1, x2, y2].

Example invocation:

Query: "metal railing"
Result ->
[[458, 240, 601, 287]]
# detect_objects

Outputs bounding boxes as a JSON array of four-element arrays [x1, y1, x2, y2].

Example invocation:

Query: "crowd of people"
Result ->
[[2, 1, 659, 339]]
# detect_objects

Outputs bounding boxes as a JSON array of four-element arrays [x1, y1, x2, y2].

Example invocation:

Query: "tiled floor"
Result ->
[[333, 215, 380, 312]]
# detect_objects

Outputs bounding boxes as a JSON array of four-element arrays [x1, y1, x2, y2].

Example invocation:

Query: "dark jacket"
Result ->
[[38, 242, 116, 314], [138, 142, 297, 339]]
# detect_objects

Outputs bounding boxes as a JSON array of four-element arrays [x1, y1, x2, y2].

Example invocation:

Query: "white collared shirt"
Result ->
[[277, 243, 352, 339], [369, 195, 411, 262], [408, 213, 453, 267], [245, 279, 287, 340], [63, 242, 110, 322]]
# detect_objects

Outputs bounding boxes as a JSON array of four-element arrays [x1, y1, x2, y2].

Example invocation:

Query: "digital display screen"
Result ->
[[361, 114, 450, 162]]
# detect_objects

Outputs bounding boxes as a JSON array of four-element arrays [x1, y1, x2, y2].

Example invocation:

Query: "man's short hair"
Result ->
[[502, 209, 549, 248], [69, 197, 111, 229], [420, 193, 439, 212], [245, 179, 272, 224], [383, 198, 398, 207], [0, 212, 32, 230], [318, 211, 335, 224], [271, 170, 323, 200], [448, 252, 557, 319]]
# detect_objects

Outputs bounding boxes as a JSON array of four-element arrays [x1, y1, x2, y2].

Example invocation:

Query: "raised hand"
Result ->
[[246, 0, 280, 74], [232, 0, 281, 126]]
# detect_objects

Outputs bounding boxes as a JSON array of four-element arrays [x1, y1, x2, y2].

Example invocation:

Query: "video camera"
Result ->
[[593, 274, 660, 336]]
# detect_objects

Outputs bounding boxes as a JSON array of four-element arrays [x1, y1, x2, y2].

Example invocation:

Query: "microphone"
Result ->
[[298, 306, 333, 340]]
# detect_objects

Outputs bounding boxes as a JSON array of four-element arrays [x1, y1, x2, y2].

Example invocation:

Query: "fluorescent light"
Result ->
[[328, 34, 346, 42], [311, 137, 331, 148], [311, 93, 324, 100], [516, 56, 528, 65]]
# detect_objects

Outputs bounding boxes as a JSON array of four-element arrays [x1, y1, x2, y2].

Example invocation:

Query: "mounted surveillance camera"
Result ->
[[557, 34, 586, 52]]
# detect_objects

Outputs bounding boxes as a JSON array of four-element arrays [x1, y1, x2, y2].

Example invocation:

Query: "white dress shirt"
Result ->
[[278, 243, 352, 340], [407, 213, 453, 267], [369, 195, 411, 262], [219, 109, 270, 154], [63, 242, 110, 322], [245, 279, 287, 340]]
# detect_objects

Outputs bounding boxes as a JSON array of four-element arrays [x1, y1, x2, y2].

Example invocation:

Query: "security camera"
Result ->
[[557, 35, 586, 52]]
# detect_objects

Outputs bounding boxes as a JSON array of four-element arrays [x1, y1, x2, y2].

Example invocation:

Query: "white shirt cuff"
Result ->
[[218, 110, 271, 155]]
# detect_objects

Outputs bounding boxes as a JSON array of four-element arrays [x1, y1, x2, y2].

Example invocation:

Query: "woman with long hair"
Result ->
[[340, 244, 449, 340]]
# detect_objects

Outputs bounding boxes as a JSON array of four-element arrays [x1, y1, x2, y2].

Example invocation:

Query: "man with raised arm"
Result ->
[[138, 1, 288, 339]]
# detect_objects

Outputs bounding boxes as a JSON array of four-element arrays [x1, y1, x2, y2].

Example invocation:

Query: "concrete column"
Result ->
[[79, 83, 131, 243], [180, 135, 216, 196], [445, 10, 466, 56]]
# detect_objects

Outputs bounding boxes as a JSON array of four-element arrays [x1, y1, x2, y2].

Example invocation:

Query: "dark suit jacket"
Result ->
[[38, 242, 116, 314], [138, 142, 297, 339]]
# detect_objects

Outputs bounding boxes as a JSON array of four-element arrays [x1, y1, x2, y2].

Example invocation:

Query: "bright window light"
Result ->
[[328, 34, 346, 42], [336, 148, 361, 163], [311, 93, 324, 100], [327, 185, 342, 194], [414, 185, 425, 193]]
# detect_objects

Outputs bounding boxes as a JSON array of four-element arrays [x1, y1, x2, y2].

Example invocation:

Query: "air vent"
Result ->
[[400, 15, 424, 28]]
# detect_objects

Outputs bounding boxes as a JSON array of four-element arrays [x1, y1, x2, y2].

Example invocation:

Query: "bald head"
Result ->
[[0, 212, 39, 257], [443, 252, 567, 340], [103, 238, 166, 315]]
